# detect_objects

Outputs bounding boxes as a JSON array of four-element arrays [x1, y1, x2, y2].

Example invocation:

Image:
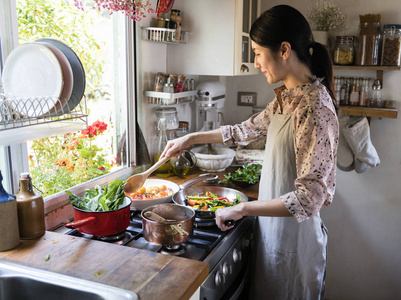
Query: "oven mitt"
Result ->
[[337, 116, 354, 172], [342, 117, 380, 169]]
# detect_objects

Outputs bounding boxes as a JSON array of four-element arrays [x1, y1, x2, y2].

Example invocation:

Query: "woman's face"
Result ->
[[252, 41, 284, 84]]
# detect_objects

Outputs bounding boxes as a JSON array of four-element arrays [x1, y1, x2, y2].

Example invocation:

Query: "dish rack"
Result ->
[[0, 94, 88, 146], [142, 27, 189, 44], [144, 90, 197, 105]]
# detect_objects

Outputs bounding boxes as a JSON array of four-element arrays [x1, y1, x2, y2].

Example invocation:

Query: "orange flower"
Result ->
[[55, 158, 70, 167]]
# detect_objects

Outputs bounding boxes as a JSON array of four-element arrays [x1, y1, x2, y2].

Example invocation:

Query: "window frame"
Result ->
[[0, 0, 139, 214]]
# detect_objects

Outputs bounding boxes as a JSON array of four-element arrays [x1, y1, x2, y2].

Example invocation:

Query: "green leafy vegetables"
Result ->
[[66, 179, 126, 212], [221, 163, 262, 184]]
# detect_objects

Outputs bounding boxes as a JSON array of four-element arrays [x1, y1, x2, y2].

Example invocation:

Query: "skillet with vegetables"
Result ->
[[186, 191, 241, 211]]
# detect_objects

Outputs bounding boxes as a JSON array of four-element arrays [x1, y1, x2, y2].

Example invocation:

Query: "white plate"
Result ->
[[2, 43, 64, 117], [36, 42, 74, 114]]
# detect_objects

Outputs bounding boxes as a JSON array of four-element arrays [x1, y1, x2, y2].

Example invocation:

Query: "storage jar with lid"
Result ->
[[334, 36, 355, 65], [0, 170, 20, 251], [356, 21, 381, 65], [16, 172, 45, 239], [155, 107, 179, 131], [381, 24, 401, 66]]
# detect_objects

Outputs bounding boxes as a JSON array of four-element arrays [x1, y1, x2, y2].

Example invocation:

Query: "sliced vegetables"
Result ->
[[186, 191, 241, 211], [66, 179, 126, 212], [125, 185, 174, 200]]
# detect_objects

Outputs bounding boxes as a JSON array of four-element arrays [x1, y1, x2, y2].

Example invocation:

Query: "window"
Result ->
[[0, 0, 137, 204]]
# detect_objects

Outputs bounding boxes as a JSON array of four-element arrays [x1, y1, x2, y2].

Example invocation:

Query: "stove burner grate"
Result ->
[[98, 231, 127, 242], [160, 244, 186, 256]]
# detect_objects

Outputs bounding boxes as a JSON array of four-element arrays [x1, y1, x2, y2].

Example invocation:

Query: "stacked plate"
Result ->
[[2, 39, 86, 118]]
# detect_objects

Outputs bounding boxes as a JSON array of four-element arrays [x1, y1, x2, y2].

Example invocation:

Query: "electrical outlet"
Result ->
[[237, 92, 257, 106]]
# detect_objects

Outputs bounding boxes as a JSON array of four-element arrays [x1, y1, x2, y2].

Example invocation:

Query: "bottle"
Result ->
[[170, 150, 196, 176], [154, 119, 171, 177], [334, 36, 355, 65], [349, 77, 360, 106], [0, 170, 20, 251], [369, 79, 382, 108], [334, 77, 341, 100], [170, 9, 181, 43], [341, 77, 350, 105], [359, 78, 369, 106], [16, 173, 45, 239]]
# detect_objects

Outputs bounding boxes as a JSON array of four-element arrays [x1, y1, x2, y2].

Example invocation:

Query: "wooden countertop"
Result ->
[[0, 167, 258, 300]]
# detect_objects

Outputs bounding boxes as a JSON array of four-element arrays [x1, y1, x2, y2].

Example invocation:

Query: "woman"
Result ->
[[161, 5, 338, 299]]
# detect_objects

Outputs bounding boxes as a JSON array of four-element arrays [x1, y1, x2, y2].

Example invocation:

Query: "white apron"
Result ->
[[250, 82, 328, 300]]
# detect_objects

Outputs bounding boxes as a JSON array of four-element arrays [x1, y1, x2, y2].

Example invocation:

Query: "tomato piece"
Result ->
[[187, 199, 197, 206]]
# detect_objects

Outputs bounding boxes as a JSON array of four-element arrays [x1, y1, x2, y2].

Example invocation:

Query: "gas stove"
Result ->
[[64, 210, 255, 299]]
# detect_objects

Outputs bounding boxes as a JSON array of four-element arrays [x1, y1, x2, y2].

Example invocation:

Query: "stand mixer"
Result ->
[[195, 81, 226, 131]]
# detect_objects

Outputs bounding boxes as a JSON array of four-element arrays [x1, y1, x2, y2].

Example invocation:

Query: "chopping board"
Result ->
[[0, 231, 208, 300]]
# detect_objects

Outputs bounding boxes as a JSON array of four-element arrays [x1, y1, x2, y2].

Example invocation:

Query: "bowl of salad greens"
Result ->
[[222, 163, 262, 189]]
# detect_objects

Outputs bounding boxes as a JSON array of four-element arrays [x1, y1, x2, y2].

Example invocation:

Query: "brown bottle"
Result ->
[[16, 173, 45, 239]]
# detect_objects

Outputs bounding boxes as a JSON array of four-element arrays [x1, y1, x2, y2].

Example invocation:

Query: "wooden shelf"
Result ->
[[339, 105, 398, 119]]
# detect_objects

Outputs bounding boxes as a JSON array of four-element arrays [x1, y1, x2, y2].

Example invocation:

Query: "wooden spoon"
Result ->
[[124, 156, 170, 195]]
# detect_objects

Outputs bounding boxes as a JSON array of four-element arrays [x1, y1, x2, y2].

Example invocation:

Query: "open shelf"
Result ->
[[339, 105, 398, 119]]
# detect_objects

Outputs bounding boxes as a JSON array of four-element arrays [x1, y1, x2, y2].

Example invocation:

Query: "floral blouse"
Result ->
[[221, 83, 339, 223]]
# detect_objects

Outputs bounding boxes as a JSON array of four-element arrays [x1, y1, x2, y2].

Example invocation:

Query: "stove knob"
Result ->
[[222, 262, 232, 276], [215, 270, 223, 286], [233, 248, 242, 263]]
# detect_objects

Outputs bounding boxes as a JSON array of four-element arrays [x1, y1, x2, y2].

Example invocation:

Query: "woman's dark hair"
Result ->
[[250, 5, 338, 113]]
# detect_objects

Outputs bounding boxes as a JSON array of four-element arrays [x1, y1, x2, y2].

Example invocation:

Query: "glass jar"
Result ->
[[334, 36, 355, 65], [356, 22, 381, 65], [368, 79, 382, 108], [176, 121, 189, 138], [381, 24, 401, 66], [155, 107, 179, 131]]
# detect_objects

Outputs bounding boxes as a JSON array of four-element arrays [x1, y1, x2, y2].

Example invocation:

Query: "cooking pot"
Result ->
[[129, 173, 218, 211], [141, 203, 194, 246], [65, 197, 131, 236], [172, 186, 248, 220]]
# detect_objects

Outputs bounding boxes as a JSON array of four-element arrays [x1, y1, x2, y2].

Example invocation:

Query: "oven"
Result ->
[[62, 210, 255, 300]]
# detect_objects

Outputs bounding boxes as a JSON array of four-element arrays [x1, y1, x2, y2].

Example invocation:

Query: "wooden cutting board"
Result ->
[[0, 231, 208, 300]]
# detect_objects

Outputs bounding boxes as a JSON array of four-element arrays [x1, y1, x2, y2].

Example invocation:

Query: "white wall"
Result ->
[[139, 0, 401, 299]]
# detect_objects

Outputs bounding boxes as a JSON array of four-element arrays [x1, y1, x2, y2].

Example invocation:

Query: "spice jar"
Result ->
[[381, 24, 401, 66], [170, 9, 181, 43], [368, 79, 382, 108], [334, 36, 355, 65], [356, 21, 381, 65]]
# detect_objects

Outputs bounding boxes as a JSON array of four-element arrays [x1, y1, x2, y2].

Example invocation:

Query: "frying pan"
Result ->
[[172, 186, 248, 220], [129, 174, 218, 211], [65, 197, 131, 236]]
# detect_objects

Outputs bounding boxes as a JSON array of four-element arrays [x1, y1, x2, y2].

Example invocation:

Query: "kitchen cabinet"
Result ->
[[166, 0, 261, 76], [334, 65, 400, 119]]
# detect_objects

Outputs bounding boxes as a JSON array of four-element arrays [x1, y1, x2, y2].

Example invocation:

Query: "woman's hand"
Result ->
[[160, 134, 191, 159], [215, 203, 244, 231]]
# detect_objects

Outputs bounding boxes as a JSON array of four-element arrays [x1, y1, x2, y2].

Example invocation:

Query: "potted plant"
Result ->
[[306, 0, 346, 46]]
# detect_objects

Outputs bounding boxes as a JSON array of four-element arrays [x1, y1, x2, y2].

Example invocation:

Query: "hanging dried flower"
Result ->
[[307, 0, 346, 31], [74, 0, 156, 21]]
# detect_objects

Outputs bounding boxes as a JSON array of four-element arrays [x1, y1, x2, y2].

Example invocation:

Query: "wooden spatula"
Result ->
[[124, 156, 170, 195]]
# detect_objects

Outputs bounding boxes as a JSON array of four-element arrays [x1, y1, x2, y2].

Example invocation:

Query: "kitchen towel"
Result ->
[[342, 117, 380, 172], [337, 116, 354, 172]]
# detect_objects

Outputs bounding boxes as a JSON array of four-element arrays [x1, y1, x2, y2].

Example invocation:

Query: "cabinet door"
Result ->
[[234, 0, 260, 75]]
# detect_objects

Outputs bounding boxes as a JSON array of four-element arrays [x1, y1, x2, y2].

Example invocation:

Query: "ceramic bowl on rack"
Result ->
[[191, 144, 235, 172]]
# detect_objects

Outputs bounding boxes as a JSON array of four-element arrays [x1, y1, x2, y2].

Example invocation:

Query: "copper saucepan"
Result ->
[[141, 203, 195, 246]]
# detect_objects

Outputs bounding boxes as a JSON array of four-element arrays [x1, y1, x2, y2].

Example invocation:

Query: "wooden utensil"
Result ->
[[144, 211, 189, 236], [124, 156, 170, 195]]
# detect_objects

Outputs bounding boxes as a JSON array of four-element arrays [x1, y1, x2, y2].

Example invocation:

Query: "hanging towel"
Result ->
[[337, 116, 354, 172], [342, 117, 380, 170]]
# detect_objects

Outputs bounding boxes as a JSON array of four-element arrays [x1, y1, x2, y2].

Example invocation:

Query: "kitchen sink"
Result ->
[[0, 261, 139, 300]]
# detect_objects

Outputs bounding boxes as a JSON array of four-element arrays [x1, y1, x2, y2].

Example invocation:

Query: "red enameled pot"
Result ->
[[65, 197, 131, 236]]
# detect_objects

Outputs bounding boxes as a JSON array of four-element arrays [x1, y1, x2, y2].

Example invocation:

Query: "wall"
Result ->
[[139, 0, 401, 299]]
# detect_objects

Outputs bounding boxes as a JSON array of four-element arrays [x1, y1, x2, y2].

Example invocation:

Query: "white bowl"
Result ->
[[191, 145, 235, 172]]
